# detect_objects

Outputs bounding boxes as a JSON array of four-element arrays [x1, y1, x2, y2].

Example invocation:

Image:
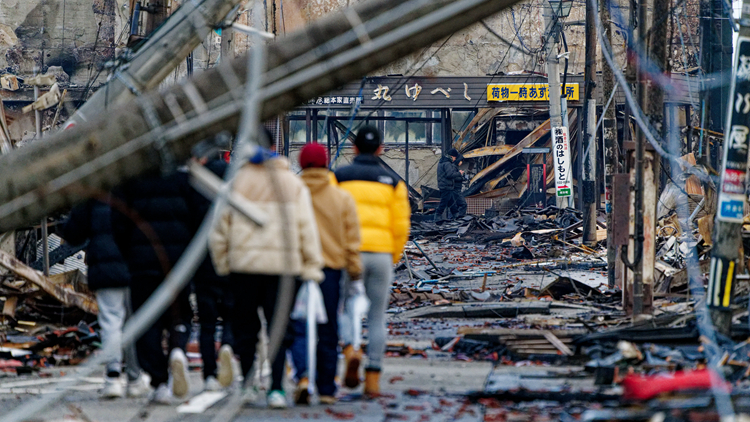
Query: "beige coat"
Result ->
[[208, 157, 325, 282], [300, 168, 362, 280]]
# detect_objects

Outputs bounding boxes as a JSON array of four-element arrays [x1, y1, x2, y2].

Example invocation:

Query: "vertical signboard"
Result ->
[[717, 36, 750, 222], [528, 164, 546, 207], [552, 126, 572, 198]]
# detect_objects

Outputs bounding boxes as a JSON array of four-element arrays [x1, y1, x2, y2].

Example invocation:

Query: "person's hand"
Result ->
[[459, 170, 464, 175]]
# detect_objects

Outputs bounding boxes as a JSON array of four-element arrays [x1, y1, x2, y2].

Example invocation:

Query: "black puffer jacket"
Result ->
[[61, 199, 131, 291], [437, 155, 463, 191], [190, 159, 229, 286], [112, 170, 195, 281]]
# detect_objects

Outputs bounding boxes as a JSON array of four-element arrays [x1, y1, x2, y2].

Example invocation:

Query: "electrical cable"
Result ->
[[594, 0, 714, 185], [326, 32, 457, 167], [595, 0, 734, 416], [0, 30, 291, 422], [480, 20, 533, 56]]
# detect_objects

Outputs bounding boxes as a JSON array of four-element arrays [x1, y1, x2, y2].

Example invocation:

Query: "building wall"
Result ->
[[0, 0, 119, 85]]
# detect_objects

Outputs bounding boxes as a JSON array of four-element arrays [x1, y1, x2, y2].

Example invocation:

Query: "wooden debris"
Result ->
[[2, 295, 18, 320], [0, 249, 98, 315], [0, 74, 19, 91]]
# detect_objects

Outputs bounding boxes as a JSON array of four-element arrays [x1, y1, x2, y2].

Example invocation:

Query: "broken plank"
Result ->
[[461, 144, 513, 159], [396, 302, 550, 319], [2, 295, 18, 319], [470, 117, 552, 185], [0, 249, 98, 314], [543, 331, 574, 356]]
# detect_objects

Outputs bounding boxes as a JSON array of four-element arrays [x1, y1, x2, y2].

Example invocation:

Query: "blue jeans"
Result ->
[[290, 268, 342, 396]]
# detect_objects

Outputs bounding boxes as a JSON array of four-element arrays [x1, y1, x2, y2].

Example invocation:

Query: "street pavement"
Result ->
[[0, 357, 492, 421]]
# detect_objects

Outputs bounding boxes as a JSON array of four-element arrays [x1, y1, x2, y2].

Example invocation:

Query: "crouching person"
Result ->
[[208, 141, 324, 409], [290, 143, 362, 405]]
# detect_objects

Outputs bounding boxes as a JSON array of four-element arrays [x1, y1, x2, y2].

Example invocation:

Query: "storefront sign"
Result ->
[[486, 83, 580, 102], [552, 126, 572, 197], [718, 36, 750, 222]]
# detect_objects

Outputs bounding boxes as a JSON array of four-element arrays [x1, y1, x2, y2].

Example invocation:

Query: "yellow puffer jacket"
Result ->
[[334, 154, 410, 262]]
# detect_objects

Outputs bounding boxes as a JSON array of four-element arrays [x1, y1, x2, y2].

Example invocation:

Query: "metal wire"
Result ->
[[0, 35, 282, 422], [594, 0, 714, 185], [2, 2, 506, 419], [595, 0, 735, 417]]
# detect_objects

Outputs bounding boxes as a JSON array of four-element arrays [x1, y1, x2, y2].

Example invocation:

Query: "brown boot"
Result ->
[[364, 369, 380, 398], [343, 345, 362, 388]]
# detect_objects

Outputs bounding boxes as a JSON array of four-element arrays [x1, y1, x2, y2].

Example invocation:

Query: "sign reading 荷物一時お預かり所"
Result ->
[[552, 126, 572, 198], [486, 83, 579, 102]]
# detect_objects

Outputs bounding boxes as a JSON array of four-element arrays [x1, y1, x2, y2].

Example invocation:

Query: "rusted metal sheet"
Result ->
[[0, 249, 98, 315], [612, 173, 630, 247]]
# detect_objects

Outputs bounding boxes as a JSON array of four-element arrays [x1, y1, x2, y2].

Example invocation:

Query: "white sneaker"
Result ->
[[101, 376, 124, 399], [150, 383, 172, 405], [267, 390, 287, 409], [127, 373, 152, 398], [204, 376, 222, 392], [169, 348, 190, 398], [217, 344, 235, 388]]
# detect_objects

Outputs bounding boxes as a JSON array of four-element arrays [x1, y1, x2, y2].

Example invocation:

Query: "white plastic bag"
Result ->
[[345, 280, 370, 350], [291, 280, 328, 323]]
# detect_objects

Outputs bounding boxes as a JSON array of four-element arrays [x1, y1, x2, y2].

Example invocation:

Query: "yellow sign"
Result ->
[[487, 83, 580, 102]]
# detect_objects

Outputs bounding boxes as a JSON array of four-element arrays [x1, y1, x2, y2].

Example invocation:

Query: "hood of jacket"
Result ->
[[300, 168, 331, 194]]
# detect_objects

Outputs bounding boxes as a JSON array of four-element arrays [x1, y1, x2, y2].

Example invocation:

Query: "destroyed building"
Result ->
[[0, 0, 749, 421]]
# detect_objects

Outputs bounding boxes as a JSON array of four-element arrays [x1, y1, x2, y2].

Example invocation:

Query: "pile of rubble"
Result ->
[[1, 233, 98, 375]]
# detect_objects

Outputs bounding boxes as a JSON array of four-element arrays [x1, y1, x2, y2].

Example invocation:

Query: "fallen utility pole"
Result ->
[[599, 0, 618, 288], [581, 0, 598, 246], [708, 0, 750, 335], [0, 0, 524, 233], [65, 0, 244, 128]]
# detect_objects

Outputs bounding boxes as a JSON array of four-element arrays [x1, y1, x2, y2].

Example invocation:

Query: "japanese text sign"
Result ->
[[718, 36, 750, 222], [486, 83, 580, 102], [552, 126, 572, 197]]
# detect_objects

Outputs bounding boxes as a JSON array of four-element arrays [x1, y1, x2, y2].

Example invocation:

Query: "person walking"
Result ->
[[334, 126, 410, 397], [289, 143, 362, 405], [208, 142, 324, 409], [61, 198, 151, 399], [434, 148, 464, 221], [189, 139, 236, 391], [112, 169, 197, 404]]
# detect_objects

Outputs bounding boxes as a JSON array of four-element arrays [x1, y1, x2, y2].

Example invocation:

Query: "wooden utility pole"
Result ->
[[581, 0, 598, 246], [599, 0, 618, 288], [144, 1, 170, 35], [0, 0, 525, 233], [708, 0, 750, 335], [623, 0, 650, 317], [639, 0, 670, 317], [544, 2, 572, 209]]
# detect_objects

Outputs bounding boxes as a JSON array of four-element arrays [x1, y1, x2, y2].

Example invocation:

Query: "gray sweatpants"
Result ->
[[96, 287, 141, 380], [341, 252, 393, 371]]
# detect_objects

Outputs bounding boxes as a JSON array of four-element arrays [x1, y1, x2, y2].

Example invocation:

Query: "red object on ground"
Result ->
[[622, 369, 730, 401], [0, 359, 23, 370]]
